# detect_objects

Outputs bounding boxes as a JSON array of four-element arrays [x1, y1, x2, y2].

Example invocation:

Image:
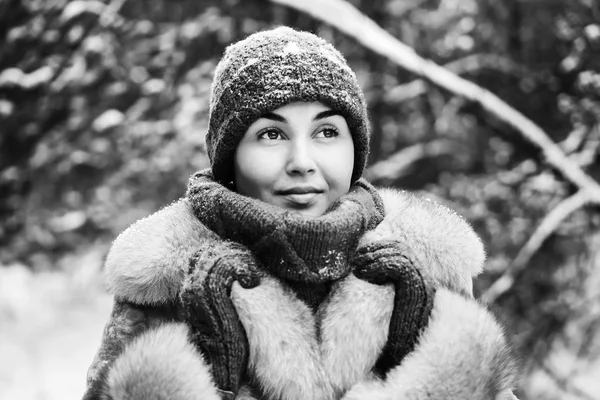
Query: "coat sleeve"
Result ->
[[82, 299, 182, 399], [83, 298, 250, 400], [82, 198, 225, 399], [341, 289, 520, 400]]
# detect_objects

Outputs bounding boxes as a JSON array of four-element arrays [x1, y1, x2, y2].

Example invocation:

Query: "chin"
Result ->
[[273, 197, 330, 218], [289, 206, 325, 218]]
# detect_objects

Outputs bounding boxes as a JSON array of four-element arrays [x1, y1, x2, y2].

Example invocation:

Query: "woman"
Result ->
[[83, 27, 519, 400]]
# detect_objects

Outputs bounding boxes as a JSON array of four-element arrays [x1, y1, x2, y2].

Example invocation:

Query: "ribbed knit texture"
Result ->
[[206, 26, 370, 185], [180, 239, 262, 394], [186, 168, 385, 309], [353, 240, 436, 377]]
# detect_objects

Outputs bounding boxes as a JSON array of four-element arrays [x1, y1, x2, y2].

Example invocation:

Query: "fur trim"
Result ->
[[363, 188, 486, 297], [104, 322, 220, 400], [105, 189, 483, 303], [341, 289, 519, 400], [230, 274, 394, 400], [231, 277, 335, 400], [104, 199, 217, 304], [318, 275, 394, 393]]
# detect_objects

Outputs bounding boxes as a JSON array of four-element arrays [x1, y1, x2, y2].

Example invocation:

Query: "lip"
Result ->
[[276, 187, 324, 205], [277, 186, 323, 195]]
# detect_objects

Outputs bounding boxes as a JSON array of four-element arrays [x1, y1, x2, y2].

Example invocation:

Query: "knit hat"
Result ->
[[206, 26, 370, 185]]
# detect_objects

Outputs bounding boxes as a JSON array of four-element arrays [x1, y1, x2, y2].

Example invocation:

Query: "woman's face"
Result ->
[[234, 101, 355, 218]]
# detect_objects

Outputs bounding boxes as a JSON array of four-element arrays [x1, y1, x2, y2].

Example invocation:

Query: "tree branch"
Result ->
[[385, 53, 533, 103], [366, 139, 458, 182], [538, 357, 597, 400], [481, 190, 591, 304]]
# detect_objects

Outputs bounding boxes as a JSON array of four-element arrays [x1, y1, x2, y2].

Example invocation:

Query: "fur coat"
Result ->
[[83, 188, 519, 400]]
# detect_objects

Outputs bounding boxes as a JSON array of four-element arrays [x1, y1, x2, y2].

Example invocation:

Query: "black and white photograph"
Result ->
[[1, 1, 599, 399]]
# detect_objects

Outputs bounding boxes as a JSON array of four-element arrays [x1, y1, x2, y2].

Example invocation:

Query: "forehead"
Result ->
[[271, 101, 328, 113], [259, 101, 341, 121]]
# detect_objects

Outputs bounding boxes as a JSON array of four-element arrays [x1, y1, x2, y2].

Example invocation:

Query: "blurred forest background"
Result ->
[[1, 0, 599, 399]]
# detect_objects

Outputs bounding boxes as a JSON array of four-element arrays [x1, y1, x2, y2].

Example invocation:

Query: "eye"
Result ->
[[314, 126, 339, 139], [257, 128, 284, 140]]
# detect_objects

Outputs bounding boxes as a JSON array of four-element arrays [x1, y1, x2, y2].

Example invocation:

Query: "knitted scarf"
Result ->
[[186, 169, 385, 306]]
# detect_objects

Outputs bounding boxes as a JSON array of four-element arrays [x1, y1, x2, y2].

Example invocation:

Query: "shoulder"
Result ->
[[104, 198, 218, 305], [367, 187, 486, 296]]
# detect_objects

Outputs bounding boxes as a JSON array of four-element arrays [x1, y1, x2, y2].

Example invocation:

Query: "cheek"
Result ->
[[322, 142, 354, 193], [234, 148, 280, 198]]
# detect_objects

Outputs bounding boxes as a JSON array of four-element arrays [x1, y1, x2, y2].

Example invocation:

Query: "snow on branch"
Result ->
[[270, 0, 600, 203]]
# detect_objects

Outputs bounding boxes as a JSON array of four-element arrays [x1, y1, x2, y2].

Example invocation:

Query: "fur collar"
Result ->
[[104, 188, 485, 304]]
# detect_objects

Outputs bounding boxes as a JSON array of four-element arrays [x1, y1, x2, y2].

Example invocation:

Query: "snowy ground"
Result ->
[[0, 245, 112, 400]]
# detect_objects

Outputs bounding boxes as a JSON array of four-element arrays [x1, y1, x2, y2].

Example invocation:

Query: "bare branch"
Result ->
[[481, 190, 592, 304], [384, 79, 428, 103], [573, 124, 600, 168], [538, 358, 597, 400], [270, 0, 600, 203], [442, 53, 532, 77], [385, 53, 533, 103], [387, 0, 429, 18], [434, 96, 467, 134], [559, 125, 589, 154], [366, 139, 458, 182]]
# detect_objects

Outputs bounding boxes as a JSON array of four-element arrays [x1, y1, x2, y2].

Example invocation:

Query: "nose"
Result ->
[[286, 140, 316, 176]]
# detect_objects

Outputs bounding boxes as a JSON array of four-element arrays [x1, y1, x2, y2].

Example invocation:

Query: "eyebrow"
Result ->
[[261, 112, 287, 123], [315, 109, 343, 120], [260, 109, 343, 123]]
